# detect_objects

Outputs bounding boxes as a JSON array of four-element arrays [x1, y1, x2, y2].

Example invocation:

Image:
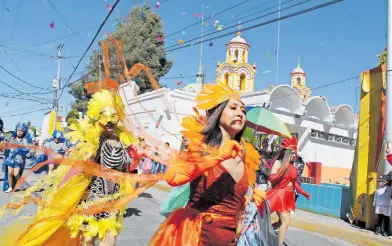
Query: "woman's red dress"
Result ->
[[267, 164, 309, 213]]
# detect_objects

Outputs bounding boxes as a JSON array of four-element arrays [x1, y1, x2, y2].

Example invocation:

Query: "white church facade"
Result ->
[[119, 33, 357, 185]]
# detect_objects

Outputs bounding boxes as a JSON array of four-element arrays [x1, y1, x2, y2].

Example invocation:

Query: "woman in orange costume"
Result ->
[[267, 137, 310, 244], [150, 83, 266, 246]]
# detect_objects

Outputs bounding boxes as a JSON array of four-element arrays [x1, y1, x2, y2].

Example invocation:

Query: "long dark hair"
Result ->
[[200, 100, 245, 148]]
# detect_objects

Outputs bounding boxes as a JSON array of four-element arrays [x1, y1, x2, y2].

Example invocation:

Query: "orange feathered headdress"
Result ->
[[281, 137, 298, 151], [195, 83, 242, 110]]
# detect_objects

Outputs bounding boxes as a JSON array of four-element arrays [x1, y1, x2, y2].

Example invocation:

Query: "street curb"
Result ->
[[272, 214, 391, 246], [152, 184, 391, 246]]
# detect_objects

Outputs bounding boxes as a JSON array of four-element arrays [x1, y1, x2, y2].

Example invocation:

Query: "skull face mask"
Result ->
[[98, 106, 119, 126]]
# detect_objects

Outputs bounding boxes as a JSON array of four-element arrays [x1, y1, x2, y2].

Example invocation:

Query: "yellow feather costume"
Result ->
[[0, 90, 137, 246]]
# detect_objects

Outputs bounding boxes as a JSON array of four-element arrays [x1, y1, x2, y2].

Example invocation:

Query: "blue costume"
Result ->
[[2, 122, 33, 192], [30, 130, 71, 174]]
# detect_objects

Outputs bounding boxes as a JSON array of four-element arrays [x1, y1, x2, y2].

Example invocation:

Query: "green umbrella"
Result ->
[[243, 107, 292, 143]]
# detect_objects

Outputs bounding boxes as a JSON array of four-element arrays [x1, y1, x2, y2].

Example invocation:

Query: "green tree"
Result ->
[[29, 125, 37, 137], [377, 47, 386, 66], [66, 109, 80, 126], [69, 3, 172, 112]]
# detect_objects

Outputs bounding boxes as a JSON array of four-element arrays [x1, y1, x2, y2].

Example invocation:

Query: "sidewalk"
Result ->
[[153, 181, 392, 246]]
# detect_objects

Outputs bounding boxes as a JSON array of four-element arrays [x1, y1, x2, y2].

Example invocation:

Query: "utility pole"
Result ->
[[98, 52, 104, 82], [384, 0, 392, 235], [275, 0, 281, 85], [52, 44, 64, 131], [196, 4, 205, 86], [385, 0, 392, 175]]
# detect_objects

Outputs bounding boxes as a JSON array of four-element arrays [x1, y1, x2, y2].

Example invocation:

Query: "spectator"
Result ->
[[160, 142, 171, 173], [151, 146, 161, 174], [373, 175, 392, 237]]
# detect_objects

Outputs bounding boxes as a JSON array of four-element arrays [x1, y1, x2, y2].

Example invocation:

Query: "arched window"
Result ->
[[240, 74, 246, 91], [234, 50, 239, 61], [224, 73, 230, 86], [242, 51, 246, 62]]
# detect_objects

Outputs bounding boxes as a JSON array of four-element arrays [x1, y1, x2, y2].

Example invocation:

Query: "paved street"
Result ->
[[0, 164, 355, 246]]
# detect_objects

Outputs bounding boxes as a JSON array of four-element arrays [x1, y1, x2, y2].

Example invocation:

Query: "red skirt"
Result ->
[[267, 186, 295, 213]]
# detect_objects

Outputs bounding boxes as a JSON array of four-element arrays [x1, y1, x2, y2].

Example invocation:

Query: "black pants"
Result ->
[[377, 214, 390, 233]]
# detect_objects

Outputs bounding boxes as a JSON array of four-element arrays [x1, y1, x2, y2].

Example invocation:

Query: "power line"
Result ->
[[57, 0, 121, 102], [164, 0, 294, 45], [2, 19, 117, 52], [0, 65, 52, 91], [269, 76, 360, 102], [166, 0, 343, 53], [47, 0, 83, 43], [0, 93, 52, 104], [164, 0, 251, 39], [0, 107, 49, 118], [165, 0, 311, 50], [0, 102, 49, 115]]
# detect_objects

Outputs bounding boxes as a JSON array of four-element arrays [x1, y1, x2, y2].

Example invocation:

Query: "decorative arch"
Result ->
[[218, 65, 234, 76], [304, 96, 332, 122], [269, 85, 302, 114], [333, 105, 355, 128]]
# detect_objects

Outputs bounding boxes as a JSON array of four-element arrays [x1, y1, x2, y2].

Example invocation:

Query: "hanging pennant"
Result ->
[[156, 2, 160, 9], [49, 22, 55, 28], [178, 40, 184, 45], [209, 42, 213, 47], [106, 4, 113, 11], [176, 81, 183, 86], [180, 31, 186, 36], [156, 35, 163, 43]]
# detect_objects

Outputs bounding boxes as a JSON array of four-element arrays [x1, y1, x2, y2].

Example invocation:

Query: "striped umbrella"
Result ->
[[243, 106, 291, 143]]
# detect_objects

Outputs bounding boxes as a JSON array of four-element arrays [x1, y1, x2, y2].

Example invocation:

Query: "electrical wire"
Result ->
[[164, 0, 251, 39], [165, 0, 343, 53], [47, 0, 83, 43], [164, 0, 294, 45], [0, 107, 50, 118], [3, 19, 118, 52], [0, 93, 52, 104], [269, 76, 360, 102], [57, 0, 121, 102], [0, 65, 52, 91], [165, 0, 311, 50]]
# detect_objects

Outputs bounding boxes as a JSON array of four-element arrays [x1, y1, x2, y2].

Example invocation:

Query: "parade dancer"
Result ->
[[0, 90, 137, 246], [30, 130, 71, 174], [0, 118, 4, 143], [44, 130, 71, 173], [2, 122, 32, 193], [150, 83, 265, 246], [267, 137, 310, 244]]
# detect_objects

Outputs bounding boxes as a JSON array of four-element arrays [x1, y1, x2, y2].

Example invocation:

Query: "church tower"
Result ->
[[290, 56, 311, 99], [216, 32, 256, 92]]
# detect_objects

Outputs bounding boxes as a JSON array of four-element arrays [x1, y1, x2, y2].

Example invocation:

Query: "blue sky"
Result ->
[[0, 0, 387, 129]]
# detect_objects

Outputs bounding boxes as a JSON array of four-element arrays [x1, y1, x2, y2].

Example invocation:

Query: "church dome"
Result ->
[[227, 32, 250, 47], [291, 66, 305, 74], [291, 56, 306, 75]]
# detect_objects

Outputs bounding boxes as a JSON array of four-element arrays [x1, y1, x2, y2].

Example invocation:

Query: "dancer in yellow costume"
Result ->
[[0, 90, 137, 246]]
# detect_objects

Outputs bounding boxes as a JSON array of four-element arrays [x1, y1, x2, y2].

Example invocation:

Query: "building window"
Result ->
[[224, 73, 229, 86], [240, 74, 246, 91], [242, 51, 246, 62], [234, 50, 239, 61]]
